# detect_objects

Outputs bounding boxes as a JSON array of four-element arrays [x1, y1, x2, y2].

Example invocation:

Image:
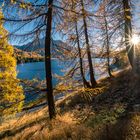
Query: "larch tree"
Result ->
[[72, 0, 92, 87], [97, 0, 113, 77], [56, 0, 91, 88], [80, 0, 97, 87], [56, 0, 97, 87], [2, 0, 58, 119], [75, 20, 91, 87], [0, 10, 24, 120], [107, 0, 134, 69], [122, 0, 134, 69], [45, 0, 56, 119]]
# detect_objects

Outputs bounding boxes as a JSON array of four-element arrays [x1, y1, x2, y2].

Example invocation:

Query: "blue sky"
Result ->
[[2, 0, 140, 46], [133, 0, 140, 32]]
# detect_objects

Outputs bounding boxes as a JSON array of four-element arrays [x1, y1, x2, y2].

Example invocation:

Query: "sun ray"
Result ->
[[131, 34, 140, 46]]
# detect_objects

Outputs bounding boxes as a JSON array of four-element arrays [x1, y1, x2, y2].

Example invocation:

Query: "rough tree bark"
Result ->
[[123, 0, 134, 68], [45, 0, 56, 119], [75, 22, 91, 88], [104, 14, 113, 77], [80, 0, 97, 87]]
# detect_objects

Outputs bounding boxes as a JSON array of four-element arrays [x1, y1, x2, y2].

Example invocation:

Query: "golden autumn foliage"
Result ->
[[0, 10, 24, 118], [9, 0, 31, 9]]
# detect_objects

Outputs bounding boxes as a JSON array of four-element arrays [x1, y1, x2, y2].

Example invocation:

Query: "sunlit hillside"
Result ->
[[0, 70, 140, 140]]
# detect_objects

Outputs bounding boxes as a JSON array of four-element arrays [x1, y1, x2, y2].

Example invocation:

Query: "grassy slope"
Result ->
[[0, 69, 140, 140]]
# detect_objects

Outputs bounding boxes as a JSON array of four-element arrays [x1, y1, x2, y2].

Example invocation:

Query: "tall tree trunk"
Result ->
[[104, 14, 112, 77], [75, 22, 91, 88], [80, 0, 97, 87], [123, 0, 134, 68], [45, 0, 56, 119]]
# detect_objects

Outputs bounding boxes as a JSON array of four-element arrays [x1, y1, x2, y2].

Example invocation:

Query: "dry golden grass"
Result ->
[[6, 111, 139, 140], [13, 113, 94, 140], [0, 106, 48, 133], [1, 69, 140, 140], [4, 112, 82, 140]]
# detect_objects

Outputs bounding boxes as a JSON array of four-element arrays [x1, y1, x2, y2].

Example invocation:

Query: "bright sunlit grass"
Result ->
[[131, 34, 140, 45]]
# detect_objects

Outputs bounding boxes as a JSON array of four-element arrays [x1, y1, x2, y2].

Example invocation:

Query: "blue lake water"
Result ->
[[17, 60, 65, 86], [17, 59, 111, 104], [17, 60, 66, 103], [17, 59, 109, 84]]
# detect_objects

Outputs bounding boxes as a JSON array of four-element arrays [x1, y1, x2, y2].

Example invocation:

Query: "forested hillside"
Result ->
[[14, 48, 44, 63]]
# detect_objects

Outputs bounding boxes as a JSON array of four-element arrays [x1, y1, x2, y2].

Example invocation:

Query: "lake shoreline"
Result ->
[[16, 58, 61, 64]]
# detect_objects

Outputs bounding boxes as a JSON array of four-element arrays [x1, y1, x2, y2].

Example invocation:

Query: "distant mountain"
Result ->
[[15, 38, 45, 55], [14, 39, 101, 59], [14, 39, 71, 58]]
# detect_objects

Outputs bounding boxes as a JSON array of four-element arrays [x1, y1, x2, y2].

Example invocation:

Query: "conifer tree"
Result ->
[[123, 0, 134, 69], [97, 0, 113, 77], [0, 10, 24, 119], [80, 0, 97, 87]]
